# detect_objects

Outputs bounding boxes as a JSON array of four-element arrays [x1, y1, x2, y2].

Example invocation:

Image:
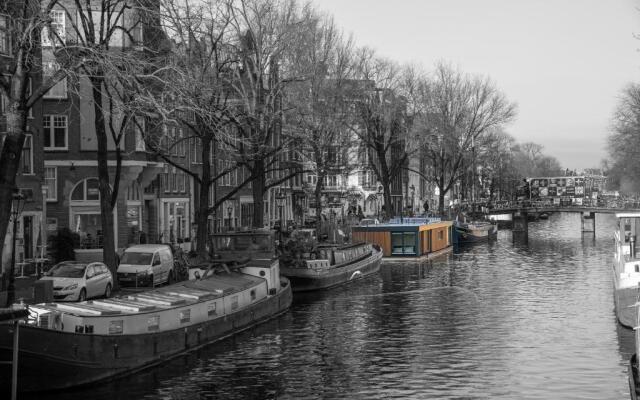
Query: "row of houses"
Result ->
[[0, 2, 438, 267]]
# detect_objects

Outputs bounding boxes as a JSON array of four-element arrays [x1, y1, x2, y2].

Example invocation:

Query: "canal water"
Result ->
[[33, 213, 632, 399]]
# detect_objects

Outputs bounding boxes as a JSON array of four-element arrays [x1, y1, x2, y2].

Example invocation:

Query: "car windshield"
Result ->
[[120, 252, 153, 265], [48, 263, 86, 278]]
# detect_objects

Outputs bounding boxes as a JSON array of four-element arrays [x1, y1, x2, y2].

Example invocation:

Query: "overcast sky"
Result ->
[[316, 0, 639, 170]]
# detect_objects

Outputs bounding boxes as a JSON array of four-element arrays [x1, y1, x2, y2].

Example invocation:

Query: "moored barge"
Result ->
[[280, 240, 383, 292], [0, 240, 291, 393]]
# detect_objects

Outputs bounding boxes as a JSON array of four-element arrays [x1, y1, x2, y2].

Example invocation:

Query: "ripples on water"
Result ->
[[34, 213, 632, 400]]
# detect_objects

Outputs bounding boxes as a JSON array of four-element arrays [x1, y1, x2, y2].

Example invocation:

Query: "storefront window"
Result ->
[[74, 213, 102, 249]]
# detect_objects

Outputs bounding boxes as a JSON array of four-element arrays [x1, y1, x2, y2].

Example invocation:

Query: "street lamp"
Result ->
[[377, 185, 383, 221], [275, 190, 285, 241], [227, 205, 233, 232], [6, 191, 25, 307]]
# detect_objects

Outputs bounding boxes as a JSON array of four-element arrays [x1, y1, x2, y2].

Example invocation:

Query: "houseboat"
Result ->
[[351, 218, 453, 258], [613, 212, 640, 329], [453, 220, 498, 244], [0, 232, 291, 393], [278, 229, 383, 292]]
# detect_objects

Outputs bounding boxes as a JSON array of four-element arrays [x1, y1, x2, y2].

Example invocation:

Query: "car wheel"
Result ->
[[104, 283, 112, 298], [78, 288, 87, 302]]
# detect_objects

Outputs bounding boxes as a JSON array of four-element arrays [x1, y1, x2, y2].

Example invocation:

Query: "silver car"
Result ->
[[40, 261, 113, 302]]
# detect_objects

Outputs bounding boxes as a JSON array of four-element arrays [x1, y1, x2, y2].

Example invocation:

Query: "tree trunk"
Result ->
[[196, 137, 212, 257], [251, 159, 265, 228], [90, 76, 118, 290], [314, 173, 324, 234]]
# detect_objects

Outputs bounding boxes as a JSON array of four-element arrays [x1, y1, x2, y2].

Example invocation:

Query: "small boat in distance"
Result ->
[[278, 228, 383, 292], [453, 220, 498, 244], [613, 212, 640, 329], [0, 231, 291, 393]]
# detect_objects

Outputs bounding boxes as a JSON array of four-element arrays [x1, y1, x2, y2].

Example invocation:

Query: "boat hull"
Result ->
[[454, 223, 498, 244], [614, 270, 639, 329], [282, 247, 382, 292], [0, 279, 292, 393]]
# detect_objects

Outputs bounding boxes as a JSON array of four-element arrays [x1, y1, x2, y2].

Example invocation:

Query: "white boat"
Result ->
[[612, 212, 640, 329]]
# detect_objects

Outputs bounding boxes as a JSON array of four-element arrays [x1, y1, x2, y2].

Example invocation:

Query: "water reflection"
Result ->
[[28, 213, 633, 399]]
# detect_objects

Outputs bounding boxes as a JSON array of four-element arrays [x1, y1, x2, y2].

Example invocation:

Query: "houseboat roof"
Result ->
[[615, 212, 640, 219], [35, 272, 265, 317], [353, 220, 453, 232]]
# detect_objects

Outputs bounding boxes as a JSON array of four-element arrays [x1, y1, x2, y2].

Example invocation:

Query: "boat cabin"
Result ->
[[352, 218, 453, 257]]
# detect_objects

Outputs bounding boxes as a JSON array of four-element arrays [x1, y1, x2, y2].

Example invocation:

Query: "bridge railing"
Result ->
[[466, 198, 639, 211]]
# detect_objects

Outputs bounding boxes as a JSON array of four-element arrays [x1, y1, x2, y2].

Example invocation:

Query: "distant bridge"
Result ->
[[475, 200, 640, 237]]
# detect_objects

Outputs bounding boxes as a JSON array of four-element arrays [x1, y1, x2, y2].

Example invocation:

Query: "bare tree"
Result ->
[[225, 0, 310, 228], [607, 83, 640, 193], [415, 63, 517, 215], [54, 0, 150, 283], [349, 50, 418, 219], [0, 0, 76, 304], [287, 10, 355, 231]]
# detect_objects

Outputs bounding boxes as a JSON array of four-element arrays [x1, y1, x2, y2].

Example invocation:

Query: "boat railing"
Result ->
[[388, 217, 442, 225]]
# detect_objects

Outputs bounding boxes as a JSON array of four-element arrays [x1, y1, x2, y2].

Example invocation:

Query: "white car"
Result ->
[[40, 261, 113, 302], [117, 244, 175, 288]]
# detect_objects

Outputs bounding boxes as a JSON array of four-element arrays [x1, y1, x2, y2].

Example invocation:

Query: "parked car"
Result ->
[[40, 261, 113, 302], [359, 218, 380, 226], [117, 244, 175, 287]]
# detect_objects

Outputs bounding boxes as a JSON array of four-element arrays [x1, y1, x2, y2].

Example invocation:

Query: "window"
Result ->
[[179, 309, 190, 323], [231, 295, 238, 310], [0, 14, 10, 55], [134, 117, 145, 151], [108, 320, 123, 335], [44, 167, 57, 201], [21, 135, 33, 175], [207, 302, 217, 316], [178, 172, 185, 192], [43, 60, 67, 99], [250, 289, 256, 301], [43, 115, 68, 149], [172, 167, 177, 193], [391, 232, 416, 255], [163, 165, 170, 193], [147, 316, 159, 331], [42, 10, 65, 47], [178, 128, 185, 156]]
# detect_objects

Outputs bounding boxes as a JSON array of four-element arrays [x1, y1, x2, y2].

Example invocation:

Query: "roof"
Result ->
[[124, 244, 172, 252]]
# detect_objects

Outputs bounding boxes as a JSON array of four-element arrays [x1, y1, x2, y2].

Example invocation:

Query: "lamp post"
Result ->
[[227, 206, 233, 232], [275, 190, 285, 242], [377, 185, 383, 221], [6, 191, 25, 307]]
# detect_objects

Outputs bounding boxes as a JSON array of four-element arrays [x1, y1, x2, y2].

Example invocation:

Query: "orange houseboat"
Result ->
[[351, 218, 453, 258]]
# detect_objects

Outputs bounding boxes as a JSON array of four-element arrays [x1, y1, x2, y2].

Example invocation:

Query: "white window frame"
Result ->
[[44, 167, 57, 202], [43, 115, 68, 150]]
